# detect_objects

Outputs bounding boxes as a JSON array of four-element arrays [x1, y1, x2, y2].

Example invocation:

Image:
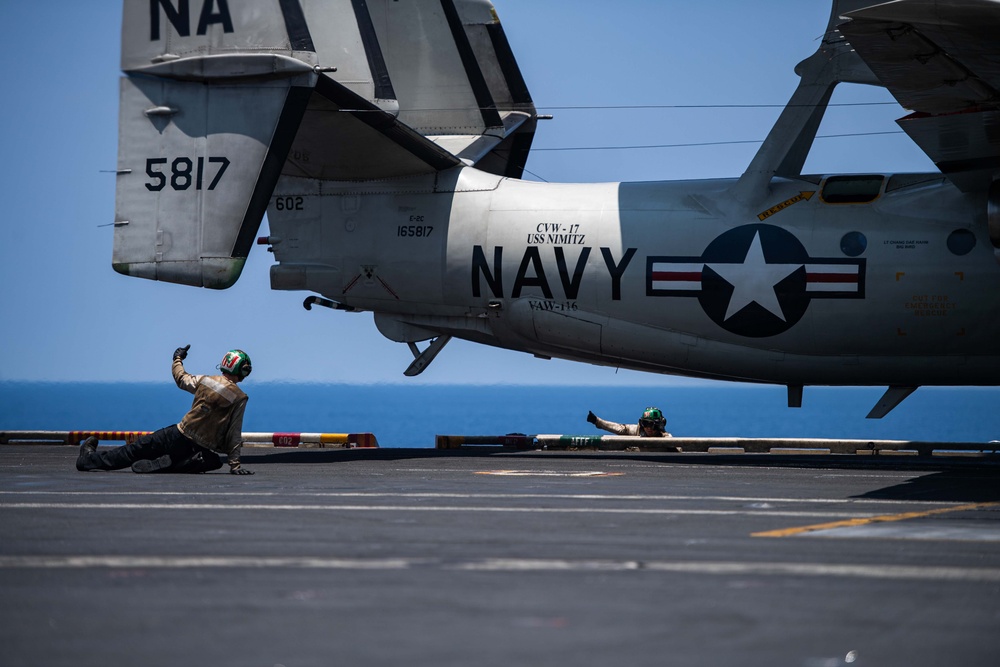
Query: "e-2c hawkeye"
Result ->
[[112, 0, 1000, 417]]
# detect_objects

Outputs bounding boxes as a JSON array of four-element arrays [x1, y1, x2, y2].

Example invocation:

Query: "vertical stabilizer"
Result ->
[[114, 1, 539, 289], [113, 0, 317, 288]]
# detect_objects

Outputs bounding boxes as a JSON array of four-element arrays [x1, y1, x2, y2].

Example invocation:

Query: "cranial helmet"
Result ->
[[219, 349, 252, 378], [638, 407, 666, 431]]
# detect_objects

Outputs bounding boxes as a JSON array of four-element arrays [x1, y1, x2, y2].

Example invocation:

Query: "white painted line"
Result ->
[[0, 555, 997, 582], [811, 524, 1000, 542], [641, 562, 1000, 582], [0, 556, 414, 570], [0, 490, 959, 507], [476, 470, 624, 477], [459, 560, 1000, 581], [0, 502, 875, 519]]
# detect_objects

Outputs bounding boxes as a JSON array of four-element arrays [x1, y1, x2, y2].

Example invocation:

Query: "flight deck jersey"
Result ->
[[593, 416, 671, 437], [172, 359, 248, 468]]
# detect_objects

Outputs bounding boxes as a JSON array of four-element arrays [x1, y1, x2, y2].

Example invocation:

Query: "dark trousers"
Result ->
[[78, 424, 222, 473]]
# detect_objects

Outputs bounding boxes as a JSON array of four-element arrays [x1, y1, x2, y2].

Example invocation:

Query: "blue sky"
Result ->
[[0, 1, 940, 385]]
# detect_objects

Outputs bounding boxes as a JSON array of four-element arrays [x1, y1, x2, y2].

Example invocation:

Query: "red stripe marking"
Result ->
[[651, 271, 702, 281], [342, 275, 361, 294], [806, 273, 857, 284], [377, 277, 400, 300]]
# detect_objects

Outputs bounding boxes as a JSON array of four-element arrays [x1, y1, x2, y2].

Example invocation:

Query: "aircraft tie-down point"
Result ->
[[112, 0, 1000, 417]]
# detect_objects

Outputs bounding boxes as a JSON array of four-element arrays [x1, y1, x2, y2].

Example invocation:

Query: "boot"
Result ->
[[75, 436, 99, 471], [131, 455, 174, 474]]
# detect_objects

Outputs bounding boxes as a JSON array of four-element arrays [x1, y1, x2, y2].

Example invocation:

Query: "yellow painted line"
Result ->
[[752, 501, 1000, 538]]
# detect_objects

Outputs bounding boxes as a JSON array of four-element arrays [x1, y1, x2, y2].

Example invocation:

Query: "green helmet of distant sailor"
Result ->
[[219, 349, 252, 378], [638, 407, 665, 432]]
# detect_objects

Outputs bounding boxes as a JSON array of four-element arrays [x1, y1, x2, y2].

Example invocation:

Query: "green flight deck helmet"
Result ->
[[219, 349, 252, 379], [638, 407, 666, 434]]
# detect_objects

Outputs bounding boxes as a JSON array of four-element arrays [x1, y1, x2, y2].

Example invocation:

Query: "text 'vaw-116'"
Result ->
[[113, 0, 1000, 417]]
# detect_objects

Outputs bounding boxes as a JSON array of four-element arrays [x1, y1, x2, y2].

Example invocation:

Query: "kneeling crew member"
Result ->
[[76, 345, 254, 475], [586, 406, 672, 437]]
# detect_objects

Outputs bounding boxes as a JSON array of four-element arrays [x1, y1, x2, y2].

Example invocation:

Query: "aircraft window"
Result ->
[[947, 229, 977, 256], [840, 231, 867, 257], [821, 175, 884, 204]]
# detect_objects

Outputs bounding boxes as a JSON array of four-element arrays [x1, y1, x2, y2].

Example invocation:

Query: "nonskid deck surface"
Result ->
[[2, 445, 999, 666]]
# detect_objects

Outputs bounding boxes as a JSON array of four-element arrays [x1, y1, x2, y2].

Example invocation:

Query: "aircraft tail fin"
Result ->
[[114, 0, 320, 288], [114, 0, 536, 289]]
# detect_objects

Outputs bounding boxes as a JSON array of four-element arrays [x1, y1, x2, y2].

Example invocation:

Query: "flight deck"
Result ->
[[1, 443, 999, 666]]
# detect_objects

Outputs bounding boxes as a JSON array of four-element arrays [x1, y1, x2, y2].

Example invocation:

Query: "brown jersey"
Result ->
[[173, 359, 248, 468]]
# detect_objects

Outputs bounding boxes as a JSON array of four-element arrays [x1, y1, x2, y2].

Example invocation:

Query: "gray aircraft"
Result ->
[[113, 0, 1000, 417]]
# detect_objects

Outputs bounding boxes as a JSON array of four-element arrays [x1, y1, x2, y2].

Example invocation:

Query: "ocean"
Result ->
[[2, 383, 998, 447]]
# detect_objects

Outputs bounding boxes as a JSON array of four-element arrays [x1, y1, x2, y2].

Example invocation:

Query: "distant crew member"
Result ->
[[586, 407, 671, 437], [76, 345, 254, 475]]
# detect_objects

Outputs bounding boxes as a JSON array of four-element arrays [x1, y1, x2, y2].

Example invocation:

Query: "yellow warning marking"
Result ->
[[752, 501, 999, 538], [757, 191, 815, 221]]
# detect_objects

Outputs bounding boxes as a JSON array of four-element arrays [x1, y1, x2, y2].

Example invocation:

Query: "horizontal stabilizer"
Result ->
[[113, 0, 539, 288], [313, 0, 537, 178], [281, 75, 461, 181]]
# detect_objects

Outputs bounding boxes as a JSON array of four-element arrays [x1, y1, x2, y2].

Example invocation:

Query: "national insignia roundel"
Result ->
[[646, 224, 865, 338]]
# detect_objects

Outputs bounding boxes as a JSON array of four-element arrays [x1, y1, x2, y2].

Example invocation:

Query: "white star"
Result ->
[[706, 231, 802, 321]]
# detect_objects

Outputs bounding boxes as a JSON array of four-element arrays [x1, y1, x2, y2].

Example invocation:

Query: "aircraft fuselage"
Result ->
[[267, 167, 999, 386]]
